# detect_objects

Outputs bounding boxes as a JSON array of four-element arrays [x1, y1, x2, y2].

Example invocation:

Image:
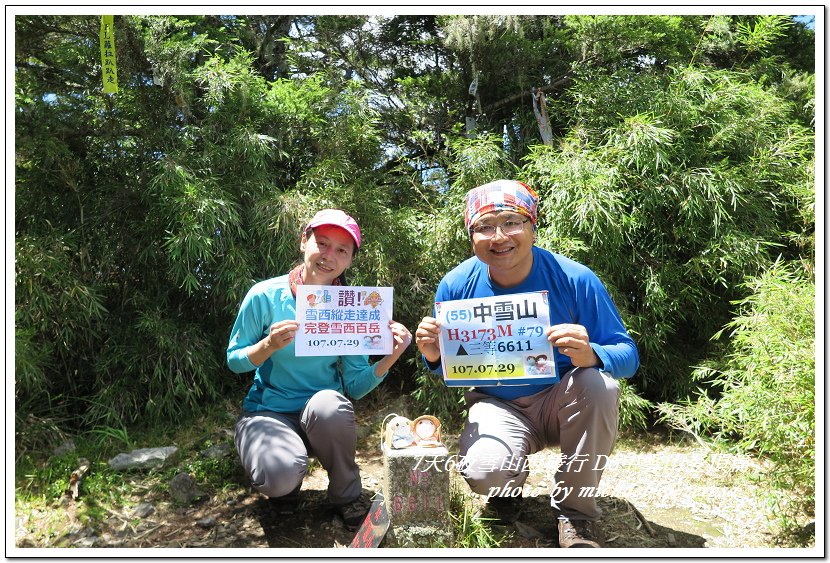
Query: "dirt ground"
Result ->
[[15, 420, 791, 552]]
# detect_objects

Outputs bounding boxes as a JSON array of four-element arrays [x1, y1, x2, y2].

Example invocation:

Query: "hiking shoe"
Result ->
[[483, 496, 523, 524], [337, 492, 372, 531], [557, 516, 604, 548], [268, 485, 302, 515]]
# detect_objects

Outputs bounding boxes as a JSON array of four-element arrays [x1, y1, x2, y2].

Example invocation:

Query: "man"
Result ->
[[415, 180, 639, 548]]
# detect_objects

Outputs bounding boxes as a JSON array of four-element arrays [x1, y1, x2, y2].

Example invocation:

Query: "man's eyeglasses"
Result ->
[[470, 218, 530, 239]]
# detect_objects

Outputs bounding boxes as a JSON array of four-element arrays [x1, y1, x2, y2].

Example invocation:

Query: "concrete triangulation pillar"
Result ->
[[381, 444, 454, 547]]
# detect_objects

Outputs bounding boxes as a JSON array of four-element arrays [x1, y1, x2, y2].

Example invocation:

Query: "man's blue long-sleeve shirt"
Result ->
[[428, 246, 639, 400]]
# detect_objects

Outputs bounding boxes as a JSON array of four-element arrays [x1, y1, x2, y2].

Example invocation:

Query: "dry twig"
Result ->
[[134, 522, 166, 541], [626, 500, 657, 537]]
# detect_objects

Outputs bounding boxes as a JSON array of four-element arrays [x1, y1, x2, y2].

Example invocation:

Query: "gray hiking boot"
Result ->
[[557, 515, 605, 548]]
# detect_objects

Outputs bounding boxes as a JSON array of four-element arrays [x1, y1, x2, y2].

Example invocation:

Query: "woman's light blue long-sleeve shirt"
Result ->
[[227, 275, 386, 414]]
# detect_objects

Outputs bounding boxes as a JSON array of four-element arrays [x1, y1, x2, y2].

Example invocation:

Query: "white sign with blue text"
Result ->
[[436, 291, 556, 386], [295, 285, 393, 356]]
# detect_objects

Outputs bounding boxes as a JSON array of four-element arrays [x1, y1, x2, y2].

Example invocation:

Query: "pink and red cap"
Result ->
[[305, 209, 362, 248]]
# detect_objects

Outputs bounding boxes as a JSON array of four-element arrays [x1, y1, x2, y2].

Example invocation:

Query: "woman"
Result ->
[[227, 209, 412, 530]]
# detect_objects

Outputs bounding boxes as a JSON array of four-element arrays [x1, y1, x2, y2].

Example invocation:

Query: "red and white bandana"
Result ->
[[464, 180, 539, 231]]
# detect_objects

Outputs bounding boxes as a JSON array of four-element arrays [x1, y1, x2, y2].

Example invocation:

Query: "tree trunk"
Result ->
[[531, 87, 553, 146]]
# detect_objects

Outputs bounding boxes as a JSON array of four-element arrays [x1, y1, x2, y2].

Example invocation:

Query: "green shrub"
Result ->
[[618, 380, 653, 431], [448, 479, 506, 548], [658, 260, 815, 539]]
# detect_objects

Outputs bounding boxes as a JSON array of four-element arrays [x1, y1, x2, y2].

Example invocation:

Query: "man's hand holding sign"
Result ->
[[546, 324, 601, 369]]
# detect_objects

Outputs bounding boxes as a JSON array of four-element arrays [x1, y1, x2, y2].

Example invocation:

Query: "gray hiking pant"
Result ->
[[234, 389, 361, 505], [459, 367, 620, 521]]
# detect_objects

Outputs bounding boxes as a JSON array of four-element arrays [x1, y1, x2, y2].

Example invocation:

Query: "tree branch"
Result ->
[[481, 74, 572, 115]]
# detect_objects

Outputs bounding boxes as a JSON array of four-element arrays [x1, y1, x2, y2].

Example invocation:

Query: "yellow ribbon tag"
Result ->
[[100, 15, 118, 94]]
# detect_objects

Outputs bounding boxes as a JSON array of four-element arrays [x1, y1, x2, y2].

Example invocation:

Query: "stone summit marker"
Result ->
[[381, 443, 453, 547]]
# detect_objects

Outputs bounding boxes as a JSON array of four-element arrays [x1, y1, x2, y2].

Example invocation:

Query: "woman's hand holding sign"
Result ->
[[371, 320, 413, 378], [545, 323, 600, 368], [246, 320, 300, 367], [268, 320, 300, 350], [389, 321, 413, 355], [415, 316, 442, 363]]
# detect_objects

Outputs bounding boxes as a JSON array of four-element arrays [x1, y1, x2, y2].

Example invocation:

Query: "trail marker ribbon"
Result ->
[[100, 15, 118, 93]]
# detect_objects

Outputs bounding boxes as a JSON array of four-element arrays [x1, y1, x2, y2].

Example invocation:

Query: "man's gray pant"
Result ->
[[459, 368, 621, 521], [234, 389, 361, 505]]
